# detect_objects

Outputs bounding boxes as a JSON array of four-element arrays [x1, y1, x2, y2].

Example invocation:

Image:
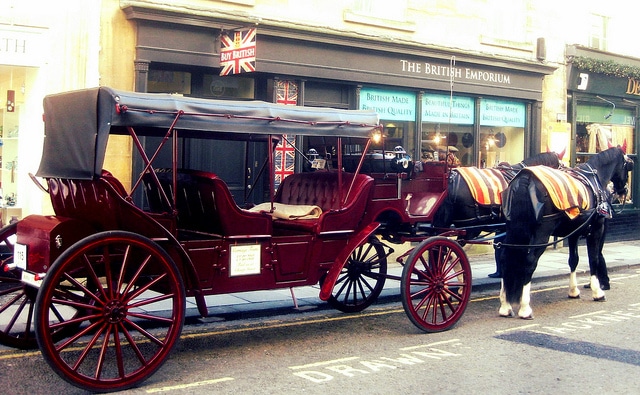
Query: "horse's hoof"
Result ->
[[520, 314, 534, 320], [593, 296, 606, 302], [568, 294, 580, 299], [499, 310, 514, 318]]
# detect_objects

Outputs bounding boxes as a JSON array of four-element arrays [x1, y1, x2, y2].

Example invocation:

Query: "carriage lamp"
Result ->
[[372, 130, 382, 144], [6, 90, 15, 112]]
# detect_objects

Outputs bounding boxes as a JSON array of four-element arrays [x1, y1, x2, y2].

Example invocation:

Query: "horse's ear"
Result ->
[[557, 147, 566, 160], [621, 139, 627, 154]]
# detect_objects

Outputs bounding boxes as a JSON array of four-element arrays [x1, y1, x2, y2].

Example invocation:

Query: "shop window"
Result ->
[[588, 13, 609, 51], [479, 98, 525, 168], [421, 93, 474, 165], [0, 96, 19, 217], [201, 74, 254, 99], [576, 103, 634, 205], [148, 70, 191, 94]]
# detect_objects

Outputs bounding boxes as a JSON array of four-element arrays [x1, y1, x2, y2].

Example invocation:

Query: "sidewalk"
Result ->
[[189, 239, 640, 319]]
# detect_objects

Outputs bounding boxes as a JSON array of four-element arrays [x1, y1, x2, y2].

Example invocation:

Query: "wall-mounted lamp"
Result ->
[[596, 95, 615, 120]]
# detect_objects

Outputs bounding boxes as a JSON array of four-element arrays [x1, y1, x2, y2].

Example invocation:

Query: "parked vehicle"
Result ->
[[0, 87, 472, 392]]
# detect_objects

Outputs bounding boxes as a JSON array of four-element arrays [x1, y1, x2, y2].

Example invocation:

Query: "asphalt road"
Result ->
[[2, 266, 640, 394]]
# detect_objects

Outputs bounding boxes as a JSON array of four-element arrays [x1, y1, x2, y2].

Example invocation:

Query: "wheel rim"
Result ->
[[35, 232, 185, 392], [326, 237, 387, 313], [401, 237, 471, 332], [0, 223, 41, 349]]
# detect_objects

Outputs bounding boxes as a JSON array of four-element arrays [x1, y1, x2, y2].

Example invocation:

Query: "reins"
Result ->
[[493, 209, 597, 250]]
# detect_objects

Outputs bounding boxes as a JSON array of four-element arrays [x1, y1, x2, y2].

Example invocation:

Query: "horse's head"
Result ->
[[609, 148, 634, 197], [585, 147, 633, 198]]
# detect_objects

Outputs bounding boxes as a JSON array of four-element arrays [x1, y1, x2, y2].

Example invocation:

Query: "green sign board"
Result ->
[[480, 98, 525, 127], [423, 93, 474, 124], [359, 88, 416, 121]]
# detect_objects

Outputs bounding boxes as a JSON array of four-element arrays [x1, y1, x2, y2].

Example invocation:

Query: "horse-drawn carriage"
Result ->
[[3, 87, 628, 392], [0, 87, 475, 392]]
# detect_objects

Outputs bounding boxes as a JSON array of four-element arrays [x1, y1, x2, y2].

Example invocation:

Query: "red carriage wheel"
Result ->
[[324, 236, 388, 313], [34, 231, 185, 392], [401, 236, 471, 332]]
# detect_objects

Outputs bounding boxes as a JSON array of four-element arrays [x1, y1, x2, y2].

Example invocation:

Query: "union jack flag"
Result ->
[[276, 80, 298, 106], [274, 80, 299, 189], [274, 137, 296, 189], [220, 28, 256, 76]]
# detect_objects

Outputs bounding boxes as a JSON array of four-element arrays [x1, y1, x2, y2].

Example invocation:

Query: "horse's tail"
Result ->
[[501, 173, 536, 304]]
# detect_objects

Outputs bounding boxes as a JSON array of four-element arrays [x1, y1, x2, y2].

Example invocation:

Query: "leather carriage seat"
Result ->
[[272, 171, 374, 234], [143, 168, 271, 238]]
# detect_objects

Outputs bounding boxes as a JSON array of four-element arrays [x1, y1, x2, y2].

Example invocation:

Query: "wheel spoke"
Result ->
[[70, 321, 109, 371], [119, 321, 149, 365], [95, 324, 114, 380]]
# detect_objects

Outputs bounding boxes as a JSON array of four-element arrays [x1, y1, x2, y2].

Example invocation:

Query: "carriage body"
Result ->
[[0, 87, 467, 392], [17, 87, 397, 296]]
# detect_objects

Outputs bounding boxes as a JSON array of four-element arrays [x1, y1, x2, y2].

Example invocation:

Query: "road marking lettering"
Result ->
[[494, 304, 640, 338], [290, 339, 462, 383]]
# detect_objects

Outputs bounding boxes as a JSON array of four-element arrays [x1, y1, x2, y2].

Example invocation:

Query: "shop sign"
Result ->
[[423, 93, 474, 124], [0, 26, 45, 67], [576, 104, 635, 126], [626, 77, 640, 96], [220, 28, 256, 76], [400, 59, 512, 86], [480, 98, 525, 127], [359, 88, 415, 121], [570, 69, 640, 100]]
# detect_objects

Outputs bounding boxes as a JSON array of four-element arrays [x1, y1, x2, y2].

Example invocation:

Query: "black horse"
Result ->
[[432, 151, 562, 275], [499, 146, 633, 319]]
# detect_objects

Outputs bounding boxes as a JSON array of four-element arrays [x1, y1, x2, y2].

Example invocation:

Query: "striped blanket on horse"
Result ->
[[455, 167, 507, 206], [521, 166, 590, 219]]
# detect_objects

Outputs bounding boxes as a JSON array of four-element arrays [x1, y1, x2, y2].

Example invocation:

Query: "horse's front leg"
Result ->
[[589, 275, 605, 301], [499, 281, 513, 317], [517, 282, 533, 319]]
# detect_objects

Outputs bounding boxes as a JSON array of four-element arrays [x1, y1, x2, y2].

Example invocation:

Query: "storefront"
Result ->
[[123, 5, 554, 203], [0, 24, 47, 224], [566, 45, 640, 239]]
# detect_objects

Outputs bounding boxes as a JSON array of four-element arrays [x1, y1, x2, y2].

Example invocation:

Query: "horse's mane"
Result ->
[[506, 152, 560, 171], [581, 146, 622, 169], [522, 152, 561, 168]]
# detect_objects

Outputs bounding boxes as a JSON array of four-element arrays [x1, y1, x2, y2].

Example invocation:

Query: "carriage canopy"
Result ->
[[37, 87, 381, 179]]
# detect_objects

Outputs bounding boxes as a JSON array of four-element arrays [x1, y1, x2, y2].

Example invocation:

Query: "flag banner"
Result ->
[[220, 28, 256, 76], [274, 80, 299, 189]]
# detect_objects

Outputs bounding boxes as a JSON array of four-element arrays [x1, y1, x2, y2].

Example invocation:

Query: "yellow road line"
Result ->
[[146, 377, 234, 393]]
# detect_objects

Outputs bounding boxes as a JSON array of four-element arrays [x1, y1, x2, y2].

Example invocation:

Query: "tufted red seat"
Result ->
[[144, 169, 271, 238], [47, 176, 167, 238], [272, 172, 374, 234]]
